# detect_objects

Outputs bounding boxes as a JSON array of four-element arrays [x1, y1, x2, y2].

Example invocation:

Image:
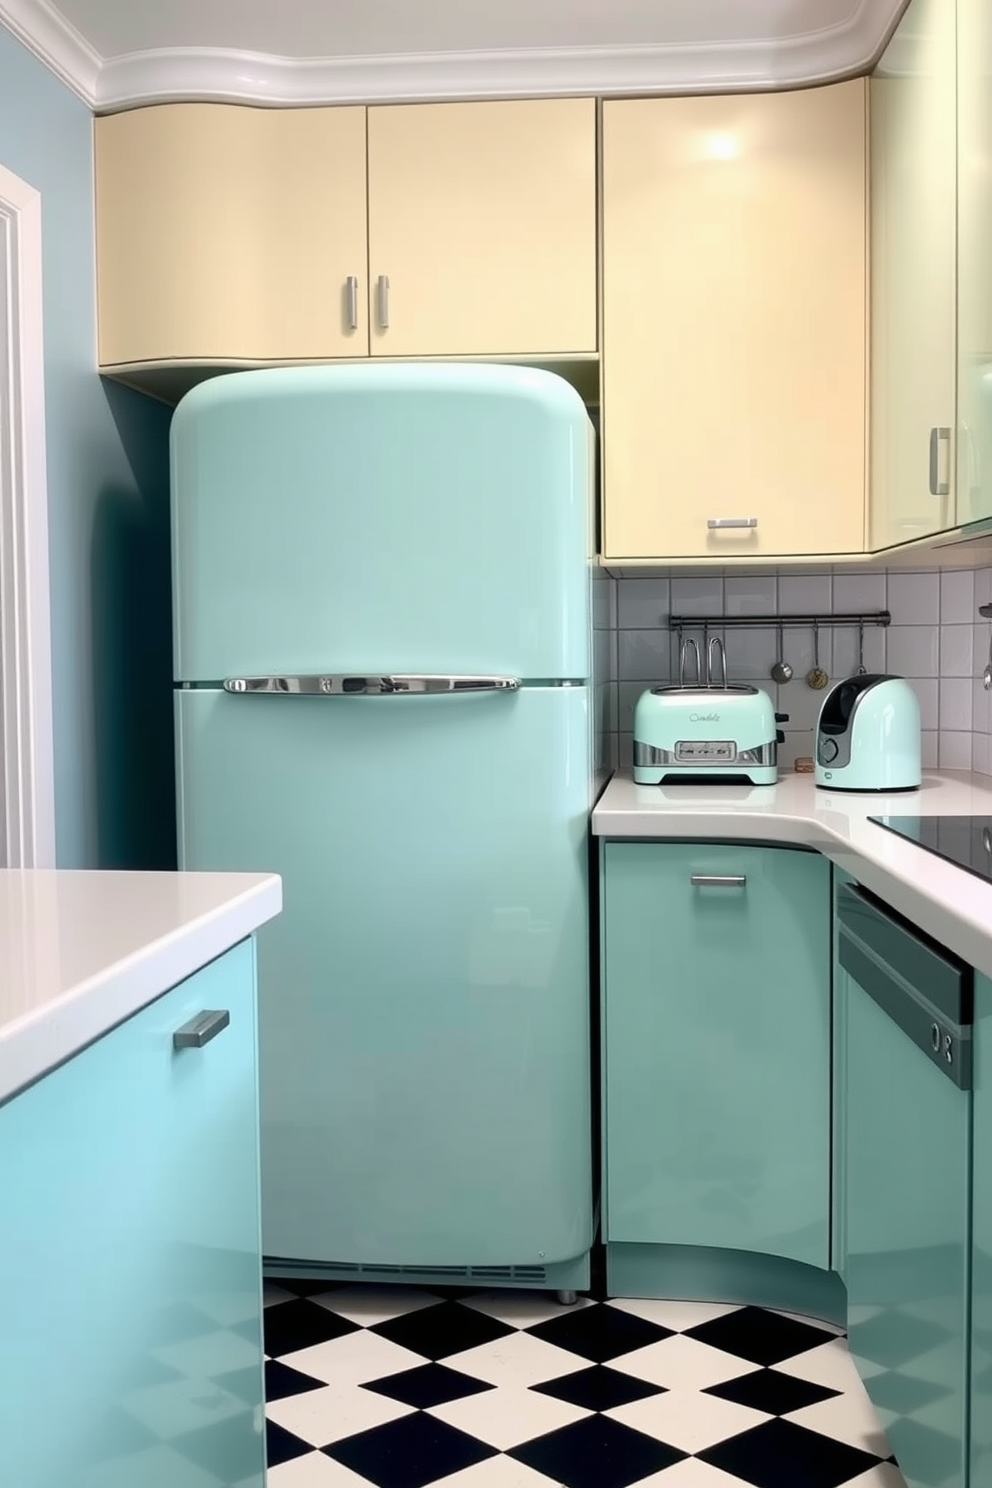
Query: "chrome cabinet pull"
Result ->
[[377, 274, 390, 330], [173, 1009, 230, 1049], [690, 874, 747, 887], [707, 517, 757, 529], [929, 426, 951, 497], [224, 674, 520, 696], [346, 275, 359, 331]]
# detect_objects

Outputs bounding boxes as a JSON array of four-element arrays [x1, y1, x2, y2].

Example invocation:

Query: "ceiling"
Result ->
[[0, 0, 907, 109]]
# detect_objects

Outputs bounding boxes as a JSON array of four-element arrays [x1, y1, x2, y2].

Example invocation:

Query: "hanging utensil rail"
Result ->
[[669, 610, 890, 635]]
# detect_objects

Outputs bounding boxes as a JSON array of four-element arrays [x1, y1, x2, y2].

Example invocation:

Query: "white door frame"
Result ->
[[0, 164, 55, 868]]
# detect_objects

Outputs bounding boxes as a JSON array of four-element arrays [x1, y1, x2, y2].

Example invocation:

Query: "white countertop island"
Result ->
[[594, 770, 992, 979], [0, 869, 282, 1103]]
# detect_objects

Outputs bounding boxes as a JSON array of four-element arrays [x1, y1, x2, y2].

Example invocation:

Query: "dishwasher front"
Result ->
[[837, 882, 972, 1488]]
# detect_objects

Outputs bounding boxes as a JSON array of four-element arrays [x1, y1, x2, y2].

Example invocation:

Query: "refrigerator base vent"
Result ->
[[265, 1256, 549, 1287]]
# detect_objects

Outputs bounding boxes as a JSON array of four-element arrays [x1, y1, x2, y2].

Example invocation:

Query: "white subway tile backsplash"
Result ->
[[939, 678, 973, 733], [940, 624, 975, 678], [670, 575, 723, 616], [724, 575, 778, 616], [832, 571, 887, 613], [777, 680, 828, 734], [974, 676, 992, 736], [724, 626, 780, 681], [939, 731, 973, 770], [887, 625, 940, 677], [617, 578, 670, 630], [922, 731, 939, 769], [888, 570, 940, 625], [592, 572, 617, 631], [618, 629, 672, 683], [618, 732, 633, 769], [618, 679, 650, 732], [907, 678, 940, 732], [832, 621, 886, 678], [778, 573, 832, 613], [975, 567, 992, 608], [975, 733, 992, 776], [940, 570, 975, 625]]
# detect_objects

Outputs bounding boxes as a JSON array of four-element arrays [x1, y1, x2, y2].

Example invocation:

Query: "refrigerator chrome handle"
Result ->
[[223, 674, 520, 696]]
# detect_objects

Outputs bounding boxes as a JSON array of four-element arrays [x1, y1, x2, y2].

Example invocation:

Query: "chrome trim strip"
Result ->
[[633, 739, 778, 768], [222, 673, 521, 696]]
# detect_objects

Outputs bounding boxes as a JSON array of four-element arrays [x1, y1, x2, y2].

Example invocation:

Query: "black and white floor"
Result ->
[[262, 1280, 907, 1488]]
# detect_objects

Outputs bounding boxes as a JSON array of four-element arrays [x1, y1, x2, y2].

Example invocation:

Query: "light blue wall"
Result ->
[[0, 25, 176, 868]]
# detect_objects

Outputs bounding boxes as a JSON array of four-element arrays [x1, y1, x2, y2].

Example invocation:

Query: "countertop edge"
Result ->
[[0, 872, 282, 1104], [592, 772, 992, 981]]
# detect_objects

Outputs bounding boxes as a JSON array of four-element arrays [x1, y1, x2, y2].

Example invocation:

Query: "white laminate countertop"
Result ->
[[594, 770, 992, 980], [0, 870, 282, 1104]]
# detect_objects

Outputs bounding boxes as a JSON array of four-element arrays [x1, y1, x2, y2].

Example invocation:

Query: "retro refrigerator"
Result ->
[[172, 363, 595, 1291]]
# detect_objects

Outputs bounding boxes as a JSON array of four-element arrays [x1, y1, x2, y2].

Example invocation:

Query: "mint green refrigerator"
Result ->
[[171, 364, 595, 1292]]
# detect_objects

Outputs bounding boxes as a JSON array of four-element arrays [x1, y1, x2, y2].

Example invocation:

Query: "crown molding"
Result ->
[[0, 0, 99, 103], [1, 0, 904, 111]]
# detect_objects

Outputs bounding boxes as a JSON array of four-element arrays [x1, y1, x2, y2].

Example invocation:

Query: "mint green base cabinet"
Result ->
[[973, 972, 992, 1487], [602, 842, 831, 1269], [0, 940, 264, 1488]]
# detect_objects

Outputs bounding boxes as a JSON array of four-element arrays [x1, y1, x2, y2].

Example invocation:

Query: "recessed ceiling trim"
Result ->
[[0, 0, 904, 111]]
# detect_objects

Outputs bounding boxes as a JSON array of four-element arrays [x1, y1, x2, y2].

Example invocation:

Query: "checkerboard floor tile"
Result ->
[[263, 1282, 910, 1488]]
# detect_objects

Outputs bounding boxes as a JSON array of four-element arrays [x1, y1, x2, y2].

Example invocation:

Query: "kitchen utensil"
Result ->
[[984, 631, 992, 692], [815, 674, 921, 791], [857, 619, 867, 675], [770, 623, 793, 684], [806, 619, 829, 691]]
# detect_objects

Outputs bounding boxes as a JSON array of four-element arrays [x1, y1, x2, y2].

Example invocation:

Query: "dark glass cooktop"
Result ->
[[871, 816, 992, 883]]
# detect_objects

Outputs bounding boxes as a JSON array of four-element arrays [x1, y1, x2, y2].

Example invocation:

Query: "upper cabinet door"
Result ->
[[602, 83, 867, 561], [870, 0, 957, 548], [96, 104, 369, 365], [957, 0, 992, 527], [366, 99, 597, 357]]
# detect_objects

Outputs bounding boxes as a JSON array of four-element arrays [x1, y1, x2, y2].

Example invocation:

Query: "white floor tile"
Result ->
[[428, 1385, 590, 1450], [461, 1291, 595, 1329], [605, 1389, 769, 1454], [309, 1285, 443, 1327], [266, 1382, 414, 1447], [267, 1453, 377, 1486], [785, 1390, 893, 1456], [841, 1467, 910, 1488], [609, 1334, 761, 1392], [445, 1332, 588, 1389], [631, 1459, 755, 1486], [605, 1299, 741, 1333], [773, 1337, 865, 1395], [280, 1330, 426, 1387], [153, 1328, 262, 1379], [265, 1284, 296, 1309], [431, 1456, 562, 1487]]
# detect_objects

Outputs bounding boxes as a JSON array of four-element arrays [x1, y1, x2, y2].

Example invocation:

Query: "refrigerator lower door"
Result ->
[[176, 684, 592, 1270]]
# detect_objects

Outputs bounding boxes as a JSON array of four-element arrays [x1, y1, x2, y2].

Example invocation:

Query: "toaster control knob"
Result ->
[[819, 737, 839, 764]]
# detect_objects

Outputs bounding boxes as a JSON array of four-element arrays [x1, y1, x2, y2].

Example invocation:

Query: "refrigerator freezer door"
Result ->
[[171, 364, 592, 684], [176, 684, 593, 1269]]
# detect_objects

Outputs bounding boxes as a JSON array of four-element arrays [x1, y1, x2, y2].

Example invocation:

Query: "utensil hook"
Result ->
[[707, 634, 727, 690], [857, 619, 866, 675]]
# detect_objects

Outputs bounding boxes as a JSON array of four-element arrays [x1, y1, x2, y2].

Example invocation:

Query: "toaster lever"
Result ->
[[776, 729, 786, 745], [775, 712, 789, 724]]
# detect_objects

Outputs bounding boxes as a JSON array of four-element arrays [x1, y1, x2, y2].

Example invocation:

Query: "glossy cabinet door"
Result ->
[[367, 99, 597, 357], [601, 82, 867, 561], [973, 972, 992, 1486], [957, 0, 992, 525], [870, 0, 957, 547], [0, 941, 264, 1488], [843, 962, 970, 1488], [603, 843, 831, 1267], [96, 104, 369, 364]]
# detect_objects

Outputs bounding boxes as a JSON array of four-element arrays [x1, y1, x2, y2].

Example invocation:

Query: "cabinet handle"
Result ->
[[929, 426, 951, 497], [707, 517, 757, 530], [346, 275, 359, 331], [173, 1009, 230, 1049], [377, 274, 390, 330], [690, 874, 746, 888]]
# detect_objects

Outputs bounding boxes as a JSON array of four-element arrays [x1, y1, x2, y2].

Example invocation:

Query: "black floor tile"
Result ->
[[371, 1300, 515, 1360], [263, 1297, 362, 1357], [533, 1363, 668, 1412], [707, 1367, 840, 1416], [326, 1411, 497, 1488], [363, 1362, 495, 1409], [510, 1415, 687, 1488], [527, 1302, 674, 1362], [685, 1307, 834, 1367], [266, 1419, 315, 1468], [264, 1359, 328, 1402], [698, 1417, 885, 1487]]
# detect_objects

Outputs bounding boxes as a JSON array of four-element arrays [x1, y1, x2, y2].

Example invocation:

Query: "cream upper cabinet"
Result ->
[[957, 0, 992, 527], [366, 99, 597, 357], [601, 83, 867, 562], [870, 0, 957, 549], [95, 104, 369, 365]]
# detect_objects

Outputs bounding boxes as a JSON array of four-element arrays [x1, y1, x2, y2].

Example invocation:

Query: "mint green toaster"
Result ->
[[815, 675, 921, 791], [633, 683, 779, 785]]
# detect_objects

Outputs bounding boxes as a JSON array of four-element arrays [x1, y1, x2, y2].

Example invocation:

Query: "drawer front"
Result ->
[[0, 940, 263, 1488], [603, 842, 830, 1267]]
